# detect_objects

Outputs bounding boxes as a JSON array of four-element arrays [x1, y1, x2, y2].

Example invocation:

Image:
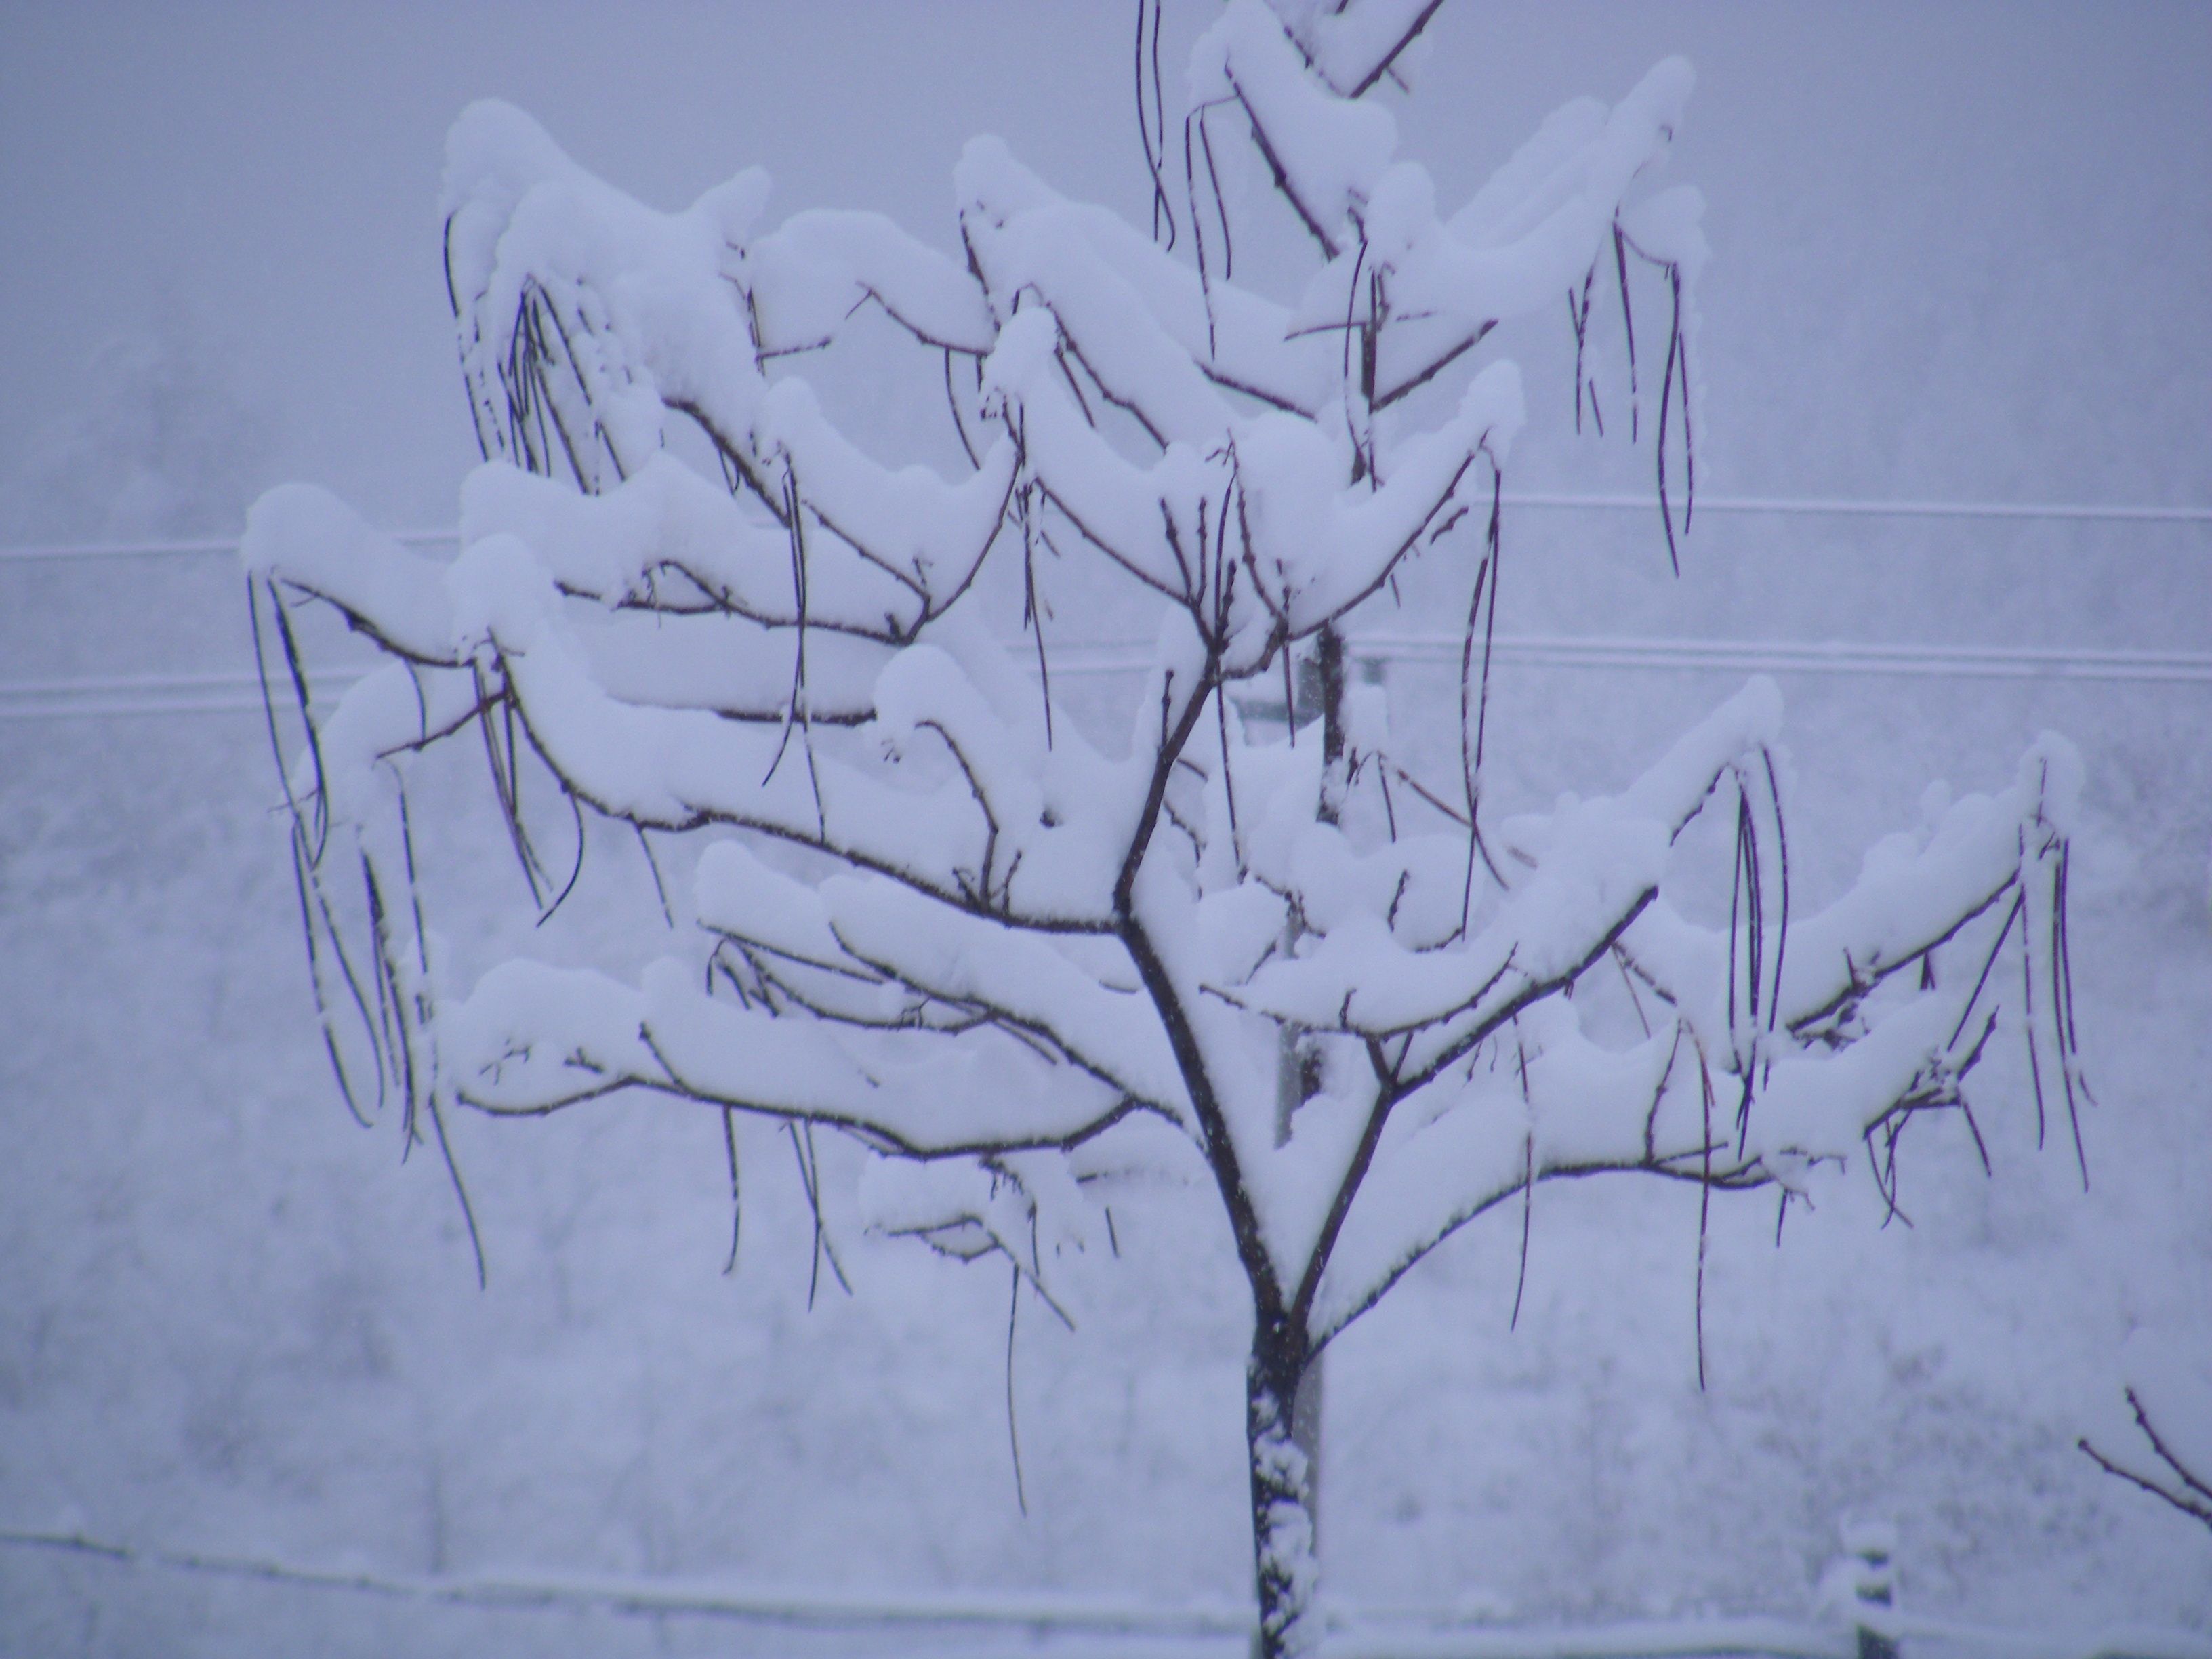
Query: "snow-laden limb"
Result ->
[[1616, 730, 2089, 1193], [639, 960, 1143, 1157], [1221, 687, 1786, 1335], [441, 957, 1141, 1160], [760, 380, 1019, 630], [1778, 737, 2080, 1029], [960, 138, 1339, 418], [859, 1149, 1114, 1324], [695, 825, 1195, 1124], [304, 523, 1154, 931], [746, 208, 994, 357], [443, 100, 756, 485], [968, 186, 1244, 450], [1304, 720, 2089, 1350], [244, 485, 463, 666], [975, 304, 1511, 663], [1239, 362, 1522, 635], [463, 440, 1016, 647], [1286, 56, 1702, 411], [1261, 0, 1448, 101], [443, 97, 1011, 559], [491, 621, 1061, 915], [1232, 679, 1779, 1050], [1192, 0, 1401, 261], [1309, 1008, 1684, 1345], [816, 874, 1191, 1117], [976, 309, 1221, 602]]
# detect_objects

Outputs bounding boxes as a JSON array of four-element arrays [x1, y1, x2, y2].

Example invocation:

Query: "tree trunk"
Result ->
[[1246, 622, 1344, 1658], [1247, 1330, 1322, 1659], [1273, 1025, 1326, 1561]]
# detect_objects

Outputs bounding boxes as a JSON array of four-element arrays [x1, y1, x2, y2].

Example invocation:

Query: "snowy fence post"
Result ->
[[1838, 1519, 1901, 1659]]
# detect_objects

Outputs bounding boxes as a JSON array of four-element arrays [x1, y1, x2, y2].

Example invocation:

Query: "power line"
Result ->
[[1357, 633, 2212, 684], [1502, 492, 2212, 526], [0, 529, 457, 565], [0, 668, 375, 721], [7, 632, 2209, 722], [2, 491, 2207, 565], [0, 1524, 1251, 1638], [1054, 634, 2212, 687], [4, 1525, 2186, 1659]]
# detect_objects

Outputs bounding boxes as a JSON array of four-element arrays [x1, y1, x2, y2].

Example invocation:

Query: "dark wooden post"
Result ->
[[1842, 1519, 1900, 1659]]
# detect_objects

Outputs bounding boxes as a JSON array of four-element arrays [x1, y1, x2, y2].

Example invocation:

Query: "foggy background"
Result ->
[[3, 3, 2209, 1651]]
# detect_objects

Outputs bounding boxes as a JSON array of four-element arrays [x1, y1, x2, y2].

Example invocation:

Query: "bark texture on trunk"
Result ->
[[1248, 1337, 1321, 1659]]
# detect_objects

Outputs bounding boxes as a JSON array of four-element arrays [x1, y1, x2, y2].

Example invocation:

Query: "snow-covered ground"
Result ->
[[3, 3, 2209, 1650]]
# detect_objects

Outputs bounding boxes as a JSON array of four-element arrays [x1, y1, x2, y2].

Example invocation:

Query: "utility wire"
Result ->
[[0, 1525, 1252, 1638], [7, 632, 2211, 722], [3, 492, 2207, 565], [0, 529, 455, 565], [3, 1523, 2169, 1658], [1501, 493, 2212, 526]]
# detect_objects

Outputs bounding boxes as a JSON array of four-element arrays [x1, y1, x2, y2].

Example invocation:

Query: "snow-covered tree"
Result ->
[[243, 3, 2089, 1650]]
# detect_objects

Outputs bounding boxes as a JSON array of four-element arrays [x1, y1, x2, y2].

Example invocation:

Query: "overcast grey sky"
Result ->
[[3, 2, 2205, 539]]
